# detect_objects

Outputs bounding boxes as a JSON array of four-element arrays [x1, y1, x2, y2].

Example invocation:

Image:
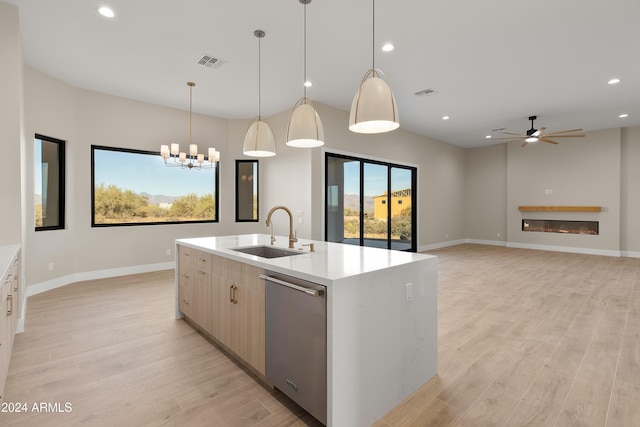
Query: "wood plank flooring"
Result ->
[[380, 244, 640, 427], [2, 244, 640, 426]]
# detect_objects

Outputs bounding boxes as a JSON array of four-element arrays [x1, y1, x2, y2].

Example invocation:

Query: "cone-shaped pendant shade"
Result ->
[[349, 69, 399, 134], [243, 117, 276, 157], [286, 98, 324, 147]]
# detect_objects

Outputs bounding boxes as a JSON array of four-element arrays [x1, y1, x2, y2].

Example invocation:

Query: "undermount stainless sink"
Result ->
[[230, 245, 303, 259]]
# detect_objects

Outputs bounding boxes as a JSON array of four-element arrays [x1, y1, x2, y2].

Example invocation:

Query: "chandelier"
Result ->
[[161, 82, 220, 169]]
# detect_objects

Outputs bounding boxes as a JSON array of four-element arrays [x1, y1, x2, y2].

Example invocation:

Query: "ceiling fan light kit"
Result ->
[[489, 115, 585, 148]]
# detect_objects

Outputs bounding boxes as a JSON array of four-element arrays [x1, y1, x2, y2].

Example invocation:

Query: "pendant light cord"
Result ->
[[258, 35, 262, 118], [372, 0, 376, 70], [189, 84, 193, 145], [303, 1, 307, 99]]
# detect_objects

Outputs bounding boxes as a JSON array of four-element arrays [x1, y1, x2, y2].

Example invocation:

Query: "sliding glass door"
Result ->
[[325, 153, 416, 251]]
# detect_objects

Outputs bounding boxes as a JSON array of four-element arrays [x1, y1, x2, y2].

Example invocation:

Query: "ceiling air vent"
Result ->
[[196, 55, 228, 69], [414, 88, 438, 97]]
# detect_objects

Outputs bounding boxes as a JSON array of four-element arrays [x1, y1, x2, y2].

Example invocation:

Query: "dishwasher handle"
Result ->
[[259, 274, 325, 297]]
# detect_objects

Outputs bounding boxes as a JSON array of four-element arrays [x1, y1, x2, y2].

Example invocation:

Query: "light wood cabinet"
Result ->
[[177, 245, 265, 376], [0, 248, 20, 403], [211, 258, 265, 375], [178, 245, 194, 317], [178, 246, 213, 335]]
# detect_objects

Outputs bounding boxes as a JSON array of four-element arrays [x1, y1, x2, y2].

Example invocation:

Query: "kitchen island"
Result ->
[[175, 234, 437, 427]]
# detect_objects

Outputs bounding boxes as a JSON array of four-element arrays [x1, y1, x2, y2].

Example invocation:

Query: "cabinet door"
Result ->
[[192, 250, 212, 334], [178, 246, 194, 317], [234, 263, 266, 375], [0, 279, 9, 401], [211, 255, 234, 350]]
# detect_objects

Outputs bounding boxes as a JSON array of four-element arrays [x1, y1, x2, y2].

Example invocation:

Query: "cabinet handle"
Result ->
[[7, 294, 12, 316], [14, 275, 18, 292], [229, 285, 238, 304]]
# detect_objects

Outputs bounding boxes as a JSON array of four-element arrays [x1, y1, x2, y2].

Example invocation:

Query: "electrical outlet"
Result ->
[[166, 249, 171, 256], [48, 262, 54, 271], [497, 232, 501, 238], [405, 283, 413, 301], [445, 233, 449, 239]]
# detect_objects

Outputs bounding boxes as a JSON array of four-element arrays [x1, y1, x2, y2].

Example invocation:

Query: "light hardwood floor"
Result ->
[[3, 244, 640, 426]]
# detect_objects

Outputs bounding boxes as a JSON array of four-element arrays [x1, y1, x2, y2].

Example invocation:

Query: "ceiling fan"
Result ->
[[491, 116, 585, 147]]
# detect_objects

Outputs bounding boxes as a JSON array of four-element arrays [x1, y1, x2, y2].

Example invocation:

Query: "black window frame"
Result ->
[[235, 159, 259, 222], [35, 133, 66, 231], [91, 145, 219, 227], [324, 152, 417, 252]]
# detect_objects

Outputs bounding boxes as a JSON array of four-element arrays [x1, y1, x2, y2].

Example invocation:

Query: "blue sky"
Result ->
[[343, 161, 412, 196], [93, 149, 216, 197]]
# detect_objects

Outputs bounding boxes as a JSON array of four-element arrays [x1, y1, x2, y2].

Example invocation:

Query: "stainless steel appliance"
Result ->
[[262, 271, 327, 425]]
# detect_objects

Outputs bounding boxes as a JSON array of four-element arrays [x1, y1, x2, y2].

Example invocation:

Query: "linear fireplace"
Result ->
[[522, 219, 599, 235]]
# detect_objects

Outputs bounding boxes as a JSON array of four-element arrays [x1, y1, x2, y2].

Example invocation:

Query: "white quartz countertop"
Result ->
[[176, 234, 435, 286], [0, 244, 20, 279]]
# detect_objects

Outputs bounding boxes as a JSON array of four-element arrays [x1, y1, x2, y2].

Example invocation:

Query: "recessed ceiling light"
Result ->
[[485, 135, 492, 139], [608, 78, 621, 85], [382, 43, 395, 52], [442, 116, 450, 120], [619, 113, 629, 118], [98, 6, 115, 18], [304, 81, 312, 88]]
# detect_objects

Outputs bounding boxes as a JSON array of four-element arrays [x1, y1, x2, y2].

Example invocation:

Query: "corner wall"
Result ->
[[466, 127, 640, 256], [0, 3, 22, 245]]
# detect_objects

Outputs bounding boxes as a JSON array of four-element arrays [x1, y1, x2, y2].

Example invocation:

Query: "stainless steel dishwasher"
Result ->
[[262, 271, 327, 425]]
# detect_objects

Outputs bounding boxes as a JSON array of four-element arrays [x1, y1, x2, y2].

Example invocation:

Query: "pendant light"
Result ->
[[243, 30, 277, 157], [349, 0, 399, 134], [286, 0, 324, 148]]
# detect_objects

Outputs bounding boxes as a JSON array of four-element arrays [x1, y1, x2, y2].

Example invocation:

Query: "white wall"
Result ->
[[23, 68, 268, 288], [465, 144, 507, 243], [0, 3, 22, 245], [22, 68, 468, 290], [621, 126, 640, 256], [466, 127, 640, 256], [507, 128, 621, 253]]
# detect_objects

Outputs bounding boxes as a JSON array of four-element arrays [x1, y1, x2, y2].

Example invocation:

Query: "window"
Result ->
[[325, 153, 417, 251], [35, 134, 65, 231], [91, 145, 218, 226], [235, 160, 259, 222]]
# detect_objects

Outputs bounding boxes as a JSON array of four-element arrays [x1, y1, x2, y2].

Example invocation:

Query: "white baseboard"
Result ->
[[27, 261, 175, 297], [506, 242, 621, 257], [419, 239, 466, 252], [419, 239, 634, 259], [465, 239, 507, 247], [621, 250, 640, 259]]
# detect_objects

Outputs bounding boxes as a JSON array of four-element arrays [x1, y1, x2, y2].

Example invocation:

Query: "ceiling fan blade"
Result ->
[[541, 134, 585, 138], [521, 141, 528, 148], [539, 138, 560, 144], [501, 132, 527, 136], [543, 128, 584, 135], [489, 136, 526, 140]]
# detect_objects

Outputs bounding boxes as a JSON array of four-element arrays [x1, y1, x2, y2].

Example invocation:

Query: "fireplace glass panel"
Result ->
[[522, 219, 598, 235]]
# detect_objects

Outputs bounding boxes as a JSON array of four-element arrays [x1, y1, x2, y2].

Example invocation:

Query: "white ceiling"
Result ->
[[6, 0, 640, 148]]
